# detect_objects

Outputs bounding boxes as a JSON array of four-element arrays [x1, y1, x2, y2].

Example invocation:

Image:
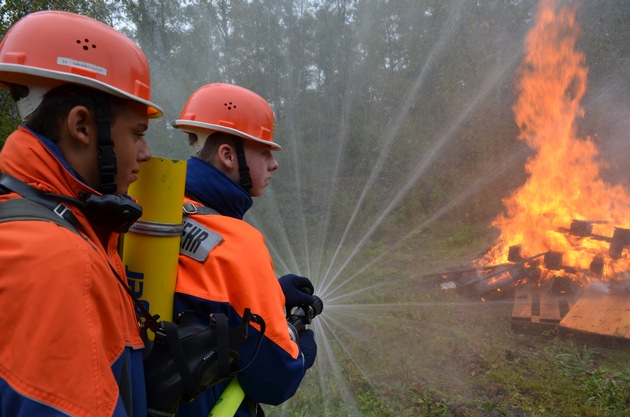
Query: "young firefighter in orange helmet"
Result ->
[[172, 83, 318, 417], [0, 11, 162, 417]]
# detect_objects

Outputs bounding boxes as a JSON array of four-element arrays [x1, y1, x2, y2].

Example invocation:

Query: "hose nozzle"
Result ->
[[287, 295, 323, 341]]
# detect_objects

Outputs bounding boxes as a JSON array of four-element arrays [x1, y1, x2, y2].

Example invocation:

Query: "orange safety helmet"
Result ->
[[0, 10, 162, 119], [173, 83, 280, 150]]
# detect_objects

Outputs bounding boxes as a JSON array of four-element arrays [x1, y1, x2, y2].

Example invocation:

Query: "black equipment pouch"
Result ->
[[143, 309, 265, 417], [78, 191, 142, 233]]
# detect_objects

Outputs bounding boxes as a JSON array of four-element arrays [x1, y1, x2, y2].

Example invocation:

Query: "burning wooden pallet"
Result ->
[[559, 284, 630, 345], [559, 220, 630, 261], [507, 277, 630, 346], [427, 215, 630, 342], [511, 279, 579, 332], [428, 249, 549, 298]]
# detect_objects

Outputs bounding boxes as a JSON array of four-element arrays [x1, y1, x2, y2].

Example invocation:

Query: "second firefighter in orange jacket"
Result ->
[[172, 83, 318, 417]]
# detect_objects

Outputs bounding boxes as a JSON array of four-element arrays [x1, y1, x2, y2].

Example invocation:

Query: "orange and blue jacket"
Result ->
[[174, 181, 307, 417], [0, 127, 146, 417]]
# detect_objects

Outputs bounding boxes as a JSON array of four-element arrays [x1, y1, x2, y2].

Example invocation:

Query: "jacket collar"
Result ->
[[0, 126, 98, 199], [0, 127, 119, 248], [185, 157, 253, 220]]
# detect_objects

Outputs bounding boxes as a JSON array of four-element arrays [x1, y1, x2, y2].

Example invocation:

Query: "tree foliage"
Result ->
[[0, 0, 628, 254]]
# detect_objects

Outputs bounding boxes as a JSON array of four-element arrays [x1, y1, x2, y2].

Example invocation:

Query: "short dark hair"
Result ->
[[15, 84, 127, 142], [193, 131, 237, 162]]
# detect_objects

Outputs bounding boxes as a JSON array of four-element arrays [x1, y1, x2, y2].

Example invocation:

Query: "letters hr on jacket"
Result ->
[[180, 217, 223, 262]]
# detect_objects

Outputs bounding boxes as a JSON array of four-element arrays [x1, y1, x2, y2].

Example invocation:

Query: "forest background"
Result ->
[[1, 1, 629, 247]]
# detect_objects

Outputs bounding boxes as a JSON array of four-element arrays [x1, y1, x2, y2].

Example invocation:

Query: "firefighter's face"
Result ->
[[242, 141, 278, 197], [110, 101, 152, 194]]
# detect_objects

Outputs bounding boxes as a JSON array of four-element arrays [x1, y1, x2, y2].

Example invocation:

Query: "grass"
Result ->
[[266, 221, 630, 417]]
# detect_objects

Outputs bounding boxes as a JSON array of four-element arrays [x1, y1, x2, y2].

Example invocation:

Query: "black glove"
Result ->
[[298, 329, 317, 369], [278, 274, 315, 311]]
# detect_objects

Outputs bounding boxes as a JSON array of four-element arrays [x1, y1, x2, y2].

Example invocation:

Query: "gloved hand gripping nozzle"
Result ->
[[287, 287, 324, 342]]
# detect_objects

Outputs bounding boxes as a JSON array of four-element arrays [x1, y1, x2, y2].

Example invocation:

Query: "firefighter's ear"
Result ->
[[66, 105, 94, 145], [217, 143, 235, 169], [56, 105, 100, 188]]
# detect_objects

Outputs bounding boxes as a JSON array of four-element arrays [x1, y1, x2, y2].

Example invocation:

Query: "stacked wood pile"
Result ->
[[426, 242, 630, 344]]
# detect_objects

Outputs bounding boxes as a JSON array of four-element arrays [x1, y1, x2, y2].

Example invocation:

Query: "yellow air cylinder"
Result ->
[[122, 157, 187, 326]]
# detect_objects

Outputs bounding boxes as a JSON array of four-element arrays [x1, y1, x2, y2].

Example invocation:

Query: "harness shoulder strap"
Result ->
[[183, 202, 219, 216], [0, 197, 79, 235]]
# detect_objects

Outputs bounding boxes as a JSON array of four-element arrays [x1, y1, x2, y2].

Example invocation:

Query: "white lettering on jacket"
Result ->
[[180, 217, 222, 262]]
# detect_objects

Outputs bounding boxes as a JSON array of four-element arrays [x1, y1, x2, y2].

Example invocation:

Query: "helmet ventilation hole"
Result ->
[[76, 38, 97, 51], [224, 101, 236, 110]]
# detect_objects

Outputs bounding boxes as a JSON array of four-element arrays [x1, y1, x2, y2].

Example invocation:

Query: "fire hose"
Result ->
[[208, 291, 324, 417]]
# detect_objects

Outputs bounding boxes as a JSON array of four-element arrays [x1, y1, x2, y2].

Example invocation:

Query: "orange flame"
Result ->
[[480, 0, 630, 280]]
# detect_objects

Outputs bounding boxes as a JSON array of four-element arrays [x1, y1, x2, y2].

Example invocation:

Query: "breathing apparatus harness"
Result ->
[[0, 174, 267, 417], [141, 302, 266, 417], [0, 173, 141, 233]]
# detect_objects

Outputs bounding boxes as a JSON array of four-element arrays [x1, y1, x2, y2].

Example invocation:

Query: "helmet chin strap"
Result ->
[[233, 138, 252, 192], [94, 95, 117, 194]]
